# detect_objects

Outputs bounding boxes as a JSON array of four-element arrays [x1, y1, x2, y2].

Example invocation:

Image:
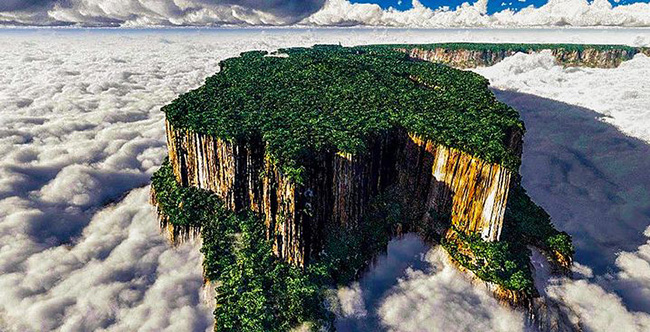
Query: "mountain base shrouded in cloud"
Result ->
[[1, 28, 649, 331], [1, 0, 650, 27]]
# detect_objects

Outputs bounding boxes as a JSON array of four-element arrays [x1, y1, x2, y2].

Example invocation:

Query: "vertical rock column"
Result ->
[[166, 120, 305, 264], [329, 134, 398, 228]]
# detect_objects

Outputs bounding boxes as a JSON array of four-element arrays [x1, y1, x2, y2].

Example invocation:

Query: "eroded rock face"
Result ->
[[165, 120, 522, 267], [404, 47, 638, 68], [640, 48, 650, 57], [402, 133, 512, 242]]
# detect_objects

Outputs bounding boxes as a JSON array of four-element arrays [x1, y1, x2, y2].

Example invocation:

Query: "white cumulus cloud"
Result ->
[[538, 226, 650, 332], [2, 0, 650, 27], [302, 0, 650, 27], [377, 246, 525, 332]]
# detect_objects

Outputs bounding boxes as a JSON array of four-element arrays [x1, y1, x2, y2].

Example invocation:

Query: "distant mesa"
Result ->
[[392, 42, 646, 68]]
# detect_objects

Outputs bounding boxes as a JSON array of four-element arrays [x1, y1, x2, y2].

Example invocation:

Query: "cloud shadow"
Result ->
[[493, 89, 650, 278]]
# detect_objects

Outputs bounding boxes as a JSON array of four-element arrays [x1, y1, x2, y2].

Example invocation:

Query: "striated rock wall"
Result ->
[[399, 133, 512, 242], [165, 120, 522, 267], [404, 47, 639, 69], [166, 120, 307, 265]]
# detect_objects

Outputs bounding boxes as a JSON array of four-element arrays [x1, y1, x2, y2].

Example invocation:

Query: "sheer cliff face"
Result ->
[[641, 48, 650, 57], [404, 47, 637, 68], [401, 134, 512, 242], [165, 120, 522, 267]]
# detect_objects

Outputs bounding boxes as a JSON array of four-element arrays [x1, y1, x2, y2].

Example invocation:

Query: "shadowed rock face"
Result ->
[[405, 47, 638, 69], [165, 120, 521, 267]]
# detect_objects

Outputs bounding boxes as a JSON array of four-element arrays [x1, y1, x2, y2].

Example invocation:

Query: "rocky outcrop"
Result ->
[[164, 120, 522, 267], [403, 47, 639, 68]]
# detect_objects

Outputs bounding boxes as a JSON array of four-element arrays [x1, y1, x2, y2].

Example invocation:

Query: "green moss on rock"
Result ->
[[442, 226, 535, 294], [502, 185, 574, 268]]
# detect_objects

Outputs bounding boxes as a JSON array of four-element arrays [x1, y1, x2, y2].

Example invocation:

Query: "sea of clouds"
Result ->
[[0, 28, 649, 331], [474, 51, 650, 144], [2, 0, 650, 28]]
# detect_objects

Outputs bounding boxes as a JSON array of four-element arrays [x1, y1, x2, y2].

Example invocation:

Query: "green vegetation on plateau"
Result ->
[[442, 227, 534, 293], [502, 185, 574, 265], [163, 44, 523, 180], [441, 183, 574, 295]]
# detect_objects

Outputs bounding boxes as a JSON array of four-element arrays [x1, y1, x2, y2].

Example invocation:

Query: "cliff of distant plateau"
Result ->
[[402, 45, 643, 68]]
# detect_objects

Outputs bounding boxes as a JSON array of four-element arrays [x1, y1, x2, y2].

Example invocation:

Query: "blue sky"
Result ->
[[350, 0, 650, 14]]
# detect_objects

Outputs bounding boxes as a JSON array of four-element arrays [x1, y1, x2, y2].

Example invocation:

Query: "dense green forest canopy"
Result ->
[[163, 45, 524, 178]]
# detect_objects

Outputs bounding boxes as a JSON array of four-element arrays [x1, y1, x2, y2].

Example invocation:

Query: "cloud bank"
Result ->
[[2, 0, 650, 27], [0, 30, 230, 331], [339, 229, 650, 332], [0, 189, 214, 331], [377, 246, 525, 332], [481, 55, 650, 274], [539, 225, 650, 332], [473, 52, 650, 331], [474, 51, 650, 144], [1, 28, 649, 331], [333, 236, 525, 332]]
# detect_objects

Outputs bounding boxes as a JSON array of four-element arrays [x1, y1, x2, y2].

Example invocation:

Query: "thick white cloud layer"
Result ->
[[0, 188, 214, 331], [1, 28, 649, 331], [333, 236, 525, 331], [2, 0, 650, 27], [537, 225, 650, 332], [474, 51, 650, 144], [0, 31, 233, 331], [377, 246, 524, 332], [473, 51, 650, 331], [340, 230, 650, 331]]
